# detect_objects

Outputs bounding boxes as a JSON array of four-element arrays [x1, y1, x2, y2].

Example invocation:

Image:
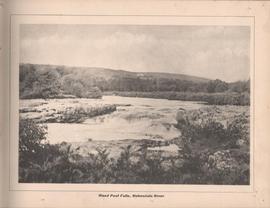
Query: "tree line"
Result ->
[[19, 64, 250, 104]]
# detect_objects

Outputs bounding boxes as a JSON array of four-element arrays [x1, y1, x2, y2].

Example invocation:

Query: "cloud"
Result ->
[[20, 25, 250, 82]]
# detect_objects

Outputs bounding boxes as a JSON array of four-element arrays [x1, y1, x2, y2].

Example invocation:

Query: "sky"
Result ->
[[20, 24, 250, 82]]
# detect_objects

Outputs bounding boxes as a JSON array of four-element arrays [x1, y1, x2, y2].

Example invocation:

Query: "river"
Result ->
[[46, 96, 205, 144]]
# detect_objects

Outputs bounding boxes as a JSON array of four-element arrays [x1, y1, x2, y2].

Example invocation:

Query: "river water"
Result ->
[[47, 96, 205, 144]]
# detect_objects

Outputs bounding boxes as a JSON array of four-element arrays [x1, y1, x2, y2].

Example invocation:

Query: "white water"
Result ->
[[47, 96, 205, 144]]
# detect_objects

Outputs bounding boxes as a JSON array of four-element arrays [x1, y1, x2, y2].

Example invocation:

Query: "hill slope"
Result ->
[[20, 63, 210, 83], [19, 63, 250, 106]]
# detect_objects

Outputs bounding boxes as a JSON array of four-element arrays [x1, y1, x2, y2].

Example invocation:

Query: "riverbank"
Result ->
[[104, 91, 250, 106]]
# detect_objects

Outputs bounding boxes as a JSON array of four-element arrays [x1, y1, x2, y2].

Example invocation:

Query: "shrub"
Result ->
[[19, 118, 48, 167], [175, 107, 250, 184], [19, 118, 82, 182]]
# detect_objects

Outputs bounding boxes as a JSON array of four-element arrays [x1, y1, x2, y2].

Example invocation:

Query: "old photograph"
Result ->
[[18, 24, 250, 184]]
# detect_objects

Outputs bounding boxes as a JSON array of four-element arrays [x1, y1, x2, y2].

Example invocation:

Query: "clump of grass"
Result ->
[[58, 105, 117, 123]]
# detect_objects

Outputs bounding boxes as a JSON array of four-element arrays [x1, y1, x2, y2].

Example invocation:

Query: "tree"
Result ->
[[207, 79, 228, 93], [85, 86, 102, 98], [19, 65, 62, 99], [229, 80, 250, 93], [71, 82, 84, 98]]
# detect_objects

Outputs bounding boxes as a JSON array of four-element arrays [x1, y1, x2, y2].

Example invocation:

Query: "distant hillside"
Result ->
[[19, 63, 249, 105], [20, 63, 210, 83], [135, 72, 210, 83]]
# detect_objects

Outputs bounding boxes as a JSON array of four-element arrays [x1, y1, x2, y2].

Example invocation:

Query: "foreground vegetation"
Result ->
[[19, 106, 250, 184]]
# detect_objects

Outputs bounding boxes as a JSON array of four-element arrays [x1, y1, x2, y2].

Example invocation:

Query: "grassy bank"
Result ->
[[104, 91, 250, 106], [19, 99, 117, 123], [57, 105, 116, 123]]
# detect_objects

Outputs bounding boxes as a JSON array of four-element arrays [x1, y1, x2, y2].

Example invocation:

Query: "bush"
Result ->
[[19, 118, 48, 167], [19, 118, 82, 182], [175, 108, 250, 184]]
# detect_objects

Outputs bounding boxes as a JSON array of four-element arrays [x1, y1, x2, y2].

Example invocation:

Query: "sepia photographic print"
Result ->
[[18, 24, 251, 185]]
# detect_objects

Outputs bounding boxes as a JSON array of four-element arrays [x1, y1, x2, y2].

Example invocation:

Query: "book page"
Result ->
[[0, 1, 7, 207], [2, 0, 270, 207]]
